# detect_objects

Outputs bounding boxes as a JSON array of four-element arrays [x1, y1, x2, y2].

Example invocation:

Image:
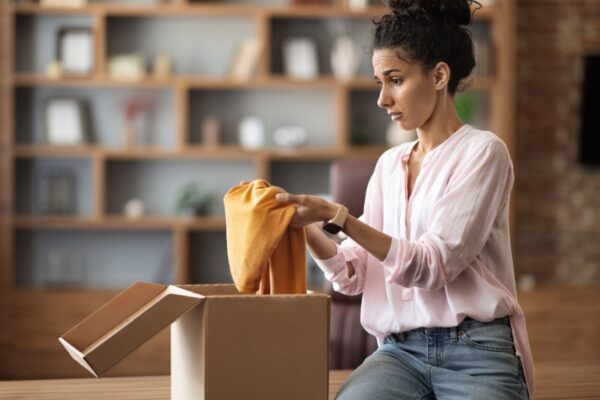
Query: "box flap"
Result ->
[[59, 282, 204, 377]]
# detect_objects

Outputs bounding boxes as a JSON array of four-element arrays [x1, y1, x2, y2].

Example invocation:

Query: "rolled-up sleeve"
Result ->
[[311, 156, 385, 295], [382, 140, 513, 290], [312, 241, 365, 294]]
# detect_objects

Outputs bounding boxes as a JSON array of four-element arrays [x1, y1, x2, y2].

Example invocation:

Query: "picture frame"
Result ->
[[44, 97, 87, 146], [57, 27, 94, 76], [35, 167, 77, 215]]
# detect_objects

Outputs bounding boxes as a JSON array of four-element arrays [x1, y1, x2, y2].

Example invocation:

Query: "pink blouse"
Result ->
[[314, 124, 534, 397]]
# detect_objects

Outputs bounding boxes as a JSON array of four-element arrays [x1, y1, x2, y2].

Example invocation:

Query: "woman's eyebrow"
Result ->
[[382, 69, 402, 76], [374, 68, 403, 79]]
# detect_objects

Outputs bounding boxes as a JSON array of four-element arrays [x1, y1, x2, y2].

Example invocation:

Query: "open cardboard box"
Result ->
[[59, 282, 330, 400]]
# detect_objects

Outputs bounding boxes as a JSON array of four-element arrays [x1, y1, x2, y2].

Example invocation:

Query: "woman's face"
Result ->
[[372, 48, 438, 131]]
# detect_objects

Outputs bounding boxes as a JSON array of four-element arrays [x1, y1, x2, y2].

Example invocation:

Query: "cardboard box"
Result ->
[[59, 282, 330, 400]]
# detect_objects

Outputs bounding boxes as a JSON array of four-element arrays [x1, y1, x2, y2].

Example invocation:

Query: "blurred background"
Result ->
[[0, 0, 599, 381]]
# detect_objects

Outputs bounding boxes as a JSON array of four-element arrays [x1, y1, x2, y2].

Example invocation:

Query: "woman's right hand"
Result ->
[[239, 180, 287, 195]]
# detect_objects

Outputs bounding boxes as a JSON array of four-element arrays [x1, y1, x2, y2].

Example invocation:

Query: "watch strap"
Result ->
[[329, 203, 349, 230]]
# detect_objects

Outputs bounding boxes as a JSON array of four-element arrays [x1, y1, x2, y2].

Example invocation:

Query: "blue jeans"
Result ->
[[335, 317, 529, 400]]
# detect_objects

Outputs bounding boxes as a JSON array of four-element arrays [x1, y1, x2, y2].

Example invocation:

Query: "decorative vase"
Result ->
[[238, 116, 266, 150], [123, 120, 136, 147], [348, 0, 369, 11], [201, 116, 220, 147], [153, 52, 172, 79], [124, 198, 145, 219]]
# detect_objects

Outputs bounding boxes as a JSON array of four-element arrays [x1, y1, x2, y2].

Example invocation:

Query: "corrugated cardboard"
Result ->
[[59, 282, 330, 400]]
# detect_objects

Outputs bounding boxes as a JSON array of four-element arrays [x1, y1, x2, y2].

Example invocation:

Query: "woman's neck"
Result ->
[[415, 93, 463, 154]]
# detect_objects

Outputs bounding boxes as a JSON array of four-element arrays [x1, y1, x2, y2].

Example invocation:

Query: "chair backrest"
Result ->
[[327, 158, 376, 305], [329, 159, 377, 217], [327, 158, 380, 369]]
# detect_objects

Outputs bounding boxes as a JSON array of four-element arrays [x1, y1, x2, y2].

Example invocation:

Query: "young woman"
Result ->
[[275, 0, 534, 398]]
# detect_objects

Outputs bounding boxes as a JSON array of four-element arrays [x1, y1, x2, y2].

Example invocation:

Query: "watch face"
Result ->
[[322, 222, 342, 234]]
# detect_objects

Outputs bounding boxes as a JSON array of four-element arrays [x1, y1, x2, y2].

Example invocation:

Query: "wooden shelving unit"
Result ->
[[10, 2, 496, 19], [0, 0, 515, 379]]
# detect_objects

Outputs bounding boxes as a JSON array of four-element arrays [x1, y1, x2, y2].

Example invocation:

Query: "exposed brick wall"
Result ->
[[515, 0, 600, 284]]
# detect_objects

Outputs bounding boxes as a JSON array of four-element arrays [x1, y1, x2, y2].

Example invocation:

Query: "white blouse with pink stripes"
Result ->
[[313, 124, 535, 397]]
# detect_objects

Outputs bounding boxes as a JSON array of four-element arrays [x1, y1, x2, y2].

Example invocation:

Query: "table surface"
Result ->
[[1, 362, 599, 399]]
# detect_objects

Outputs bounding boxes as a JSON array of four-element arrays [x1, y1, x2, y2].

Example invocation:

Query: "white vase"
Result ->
[[348, 0, 369, 11], [238, 116, 266, 150], [330, 36, 359, 81], [283, 38, 318, 80]]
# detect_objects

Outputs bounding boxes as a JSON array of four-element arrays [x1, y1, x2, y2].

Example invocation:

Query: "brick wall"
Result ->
[[515, 0, 600, 284]]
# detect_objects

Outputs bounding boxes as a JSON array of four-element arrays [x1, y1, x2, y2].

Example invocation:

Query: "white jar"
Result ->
[[238, 116, 266, 150]]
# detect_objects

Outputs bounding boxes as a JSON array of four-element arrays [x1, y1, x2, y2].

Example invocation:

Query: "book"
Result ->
[[229, 38, 262, 81]]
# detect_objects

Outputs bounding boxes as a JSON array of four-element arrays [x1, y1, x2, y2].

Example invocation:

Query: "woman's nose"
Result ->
[[377, 87, 392, 109]]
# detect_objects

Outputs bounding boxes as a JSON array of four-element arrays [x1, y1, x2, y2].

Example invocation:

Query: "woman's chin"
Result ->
[[396, 120, 415, 131]]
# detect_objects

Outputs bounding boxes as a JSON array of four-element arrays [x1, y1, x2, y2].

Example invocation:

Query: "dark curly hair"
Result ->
[[372, 0, 481, 95]]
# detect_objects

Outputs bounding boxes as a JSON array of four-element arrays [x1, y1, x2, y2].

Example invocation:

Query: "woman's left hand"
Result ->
[[275, 192, 337, 229]]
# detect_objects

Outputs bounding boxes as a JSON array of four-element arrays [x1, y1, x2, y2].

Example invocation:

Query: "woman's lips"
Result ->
[[389, 112, 403, 121]]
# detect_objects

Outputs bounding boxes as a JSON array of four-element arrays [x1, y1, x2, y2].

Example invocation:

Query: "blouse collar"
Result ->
[[400, 124, 470, 167]]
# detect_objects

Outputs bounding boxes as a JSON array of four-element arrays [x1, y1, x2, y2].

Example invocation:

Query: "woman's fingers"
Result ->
[[239, 180, 286, 194], [276, 192, 303, 204]]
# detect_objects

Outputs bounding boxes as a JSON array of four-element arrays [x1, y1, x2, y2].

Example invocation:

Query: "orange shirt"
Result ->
[[224, 179, 306, 294]]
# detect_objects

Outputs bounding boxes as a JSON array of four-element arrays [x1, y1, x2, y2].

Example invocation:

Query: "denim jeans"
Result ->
[[335, 317, 529, 400]]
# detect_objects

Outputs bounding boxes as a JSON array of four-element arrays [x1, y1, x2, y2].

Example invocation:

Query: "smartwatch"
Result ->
[[322, 203, 349, 234]]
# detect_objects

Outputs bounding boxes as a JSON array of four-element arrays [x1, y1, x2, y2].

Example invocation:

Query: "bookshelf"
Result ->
[[0, 0, 515, 378]]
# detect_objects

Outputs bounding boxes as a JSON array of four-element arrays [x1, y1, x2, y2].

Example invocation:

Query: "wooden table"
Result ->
[[1, 363, 599, 399]]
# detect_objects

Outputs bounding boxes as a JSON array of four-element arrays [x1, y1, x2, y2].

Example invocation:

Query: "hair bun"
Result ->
[[386, 0, 477, 27]]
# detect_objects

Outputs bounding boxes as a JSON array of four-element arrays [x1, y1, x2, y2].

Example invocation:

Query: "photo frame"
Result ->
[[35, 167, 77, 215], [57, 27, 94, 76], [44, 97, 87, 146]]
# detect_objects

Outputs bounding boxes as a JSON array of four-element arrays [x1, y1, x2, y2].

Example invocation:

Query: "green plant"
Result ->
[[175, 182, 213, 216], [455, 92, 475, 123]]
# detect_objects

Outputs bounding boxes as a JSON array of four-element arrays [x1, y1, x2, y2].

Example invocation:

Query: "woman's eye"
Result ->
[[391, 78, 403, 85], [375, 80, 383, 87]]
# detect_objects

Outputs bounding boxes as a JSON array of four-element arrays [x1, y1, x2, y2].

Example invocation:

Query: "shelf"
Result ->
[[13, 215, 227, 231], [264, 5, 389, 18], [14, 74, 174, 88], [12, 2, 261, 16], [11, 3, 384, 17], [14, 145, 99, 158], [186, 76, 342, 89], [13, 74, 348, 89], [14, 73, 496, 91], [103, 146, 256, 160], [14, 145, 386, 160], [12, 3, 496, 20], [264, 145, 386, 160]]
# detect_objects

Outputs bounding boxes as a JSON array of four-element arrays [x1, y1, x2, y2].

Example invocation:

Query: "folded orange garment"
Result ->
[[224, 179, 307, 294]]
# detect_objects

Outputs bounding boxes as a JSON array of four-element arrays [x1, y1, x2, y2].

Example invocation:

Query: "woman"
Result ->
[[275, 0, 534, 398]]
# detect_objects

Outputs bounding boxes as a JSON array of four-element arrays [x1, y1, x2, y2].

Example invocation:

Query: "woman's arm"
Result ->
[[278, 139, 513, 292], [276, 193, 392, 277]]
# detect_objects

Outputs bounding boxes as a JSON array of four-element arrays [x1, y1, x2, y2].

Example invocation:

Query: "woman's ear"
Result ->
[[432, 62, 450, 91]]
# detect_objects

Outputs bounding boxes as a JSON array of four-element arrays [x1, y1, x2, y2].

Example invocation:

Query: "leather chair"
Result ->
[[328, 158, 378, 370]]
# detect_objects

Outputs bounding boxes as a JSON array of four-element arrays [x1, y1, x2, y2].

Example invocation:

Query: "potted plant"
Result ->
[[175, 182, 213, 216]]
